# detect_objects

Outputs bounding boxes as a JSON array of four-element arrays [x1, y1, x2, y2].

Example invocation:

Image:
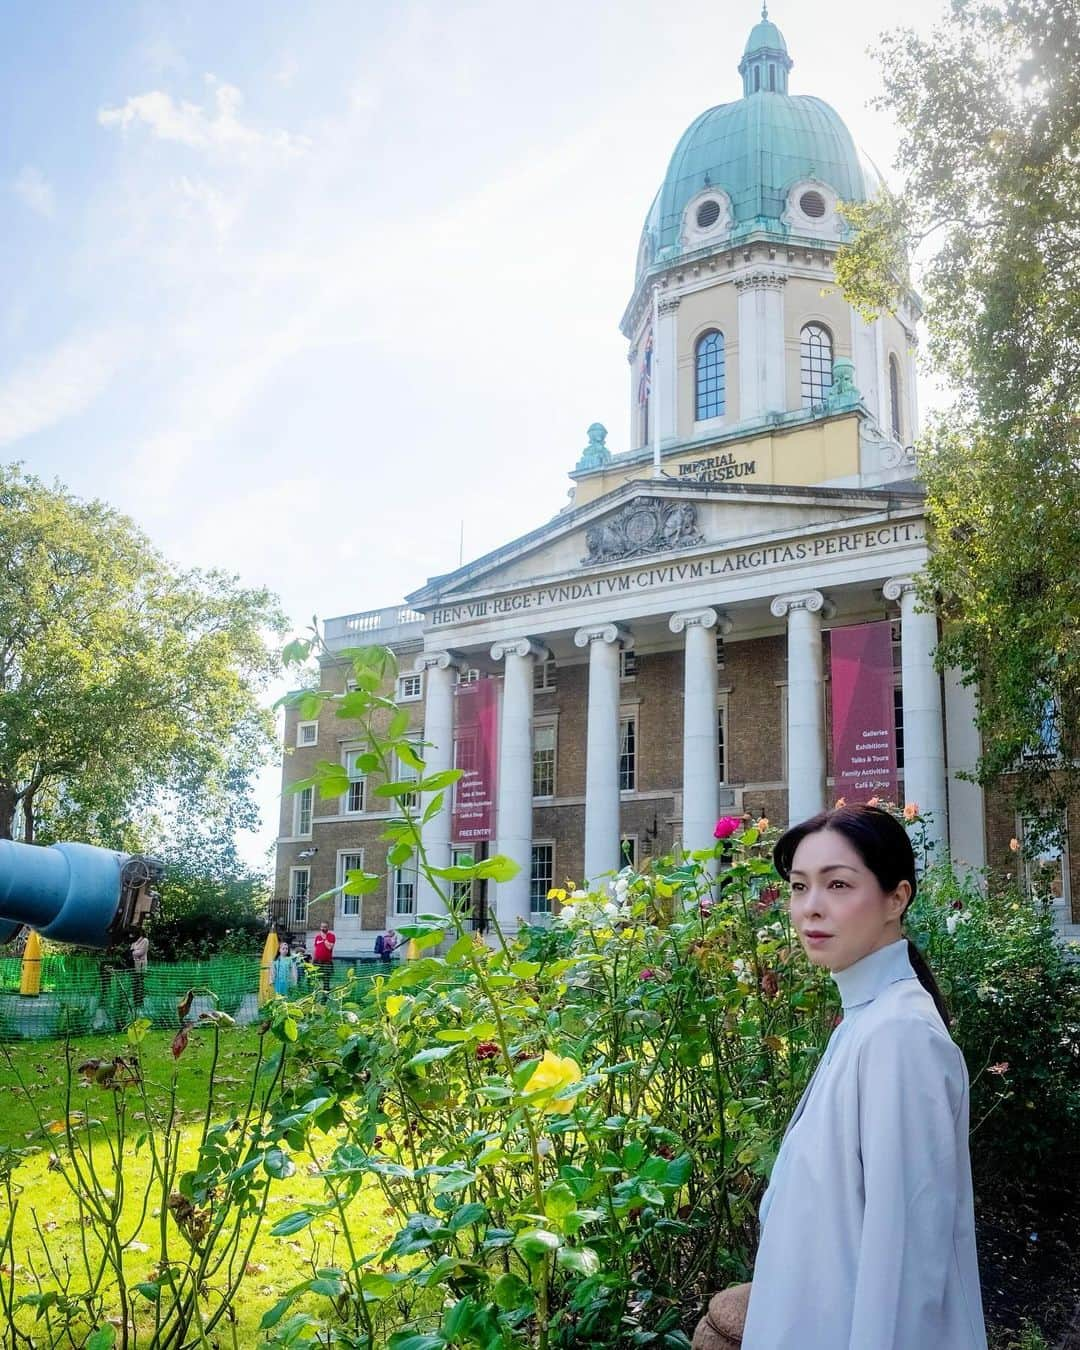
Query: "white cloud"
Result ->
[[12, 165, 55, 219], [98, 77, 309, 157], [0, 329, 131, 448]]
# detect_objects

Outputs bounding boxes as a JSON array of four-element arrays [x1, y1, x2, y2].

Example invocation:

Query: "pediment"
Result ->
[[407, 479, 924, 607]]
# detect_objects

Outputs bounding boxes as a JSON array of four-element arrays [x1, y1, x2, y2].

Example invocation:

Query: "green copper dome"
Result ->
[[636, 12, 880, 279]]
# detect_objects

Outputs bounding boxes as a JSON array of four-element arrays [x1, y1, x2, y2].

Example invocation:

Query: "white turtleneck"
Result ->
[[742, 938, 988, 1349]]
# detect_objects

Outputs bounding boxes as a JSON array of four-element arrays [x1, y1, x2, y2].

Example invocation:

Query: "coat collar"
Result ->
[[832, 938, 915, 1011]]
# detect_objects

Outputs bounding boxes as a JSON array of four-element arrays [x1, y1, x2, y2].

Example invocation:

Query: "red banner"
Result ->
[[452, 678, 499, 843], [830, 621, 898, 804]]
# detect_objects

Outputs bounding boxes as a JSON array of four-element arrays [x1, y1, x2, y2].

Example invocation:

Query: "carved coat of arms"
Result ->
[[581, 498, 704, 565]]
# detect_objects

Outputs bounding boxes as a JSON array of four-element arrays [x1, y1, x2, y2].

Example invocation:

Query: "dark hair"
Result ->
[[773, 804, 950, 1029]]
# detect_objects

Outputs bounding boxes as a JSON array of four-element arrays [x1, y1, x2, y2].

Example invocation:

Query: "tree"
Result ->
[[836, 0, 1080, 838], [0, 464, 287, 845]]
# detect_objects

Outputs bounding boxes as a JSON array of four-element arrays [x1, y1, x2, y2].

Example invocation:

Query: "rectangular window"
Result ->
[[396, 736, 423, 811], [337, 851, 364, 917], [294, 785, 313, 837], [620, 836, 637, 869], [530, 843, 554, 914], [398, 673, 423, 702], [296, 720, 318, 747], [457, 667, 481, 685], [343, 748, 367, 814], [718, 702, 727, 783], [532, 723, 556, 798], [893, 686, 905, 772], [451, 846, 476, 913], [533, 659, 556, 691], [393, 860, 417, 915], [716, 635, 726, 670], [620, 649, 638, 679], [289, 867, 310, 925], [619, 715, 637, 792]]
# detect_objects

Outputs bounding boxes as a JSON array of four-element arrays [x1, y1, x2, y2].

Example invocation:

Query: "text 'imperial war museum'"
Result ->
[[275, 13, 1077, 954]]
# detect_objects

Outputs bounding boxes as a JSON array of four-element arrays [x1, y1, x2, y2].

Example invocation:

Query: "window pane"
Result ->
[[394, 863, 417, 915], [620, 717, 636, 791], [339, 852, 364, 916], [530, 845, 554, 913], [695, 331, 726, 420], [889, 356, 903, 439], [296, 787, 313, 836], [290, 869, 310, 924], [718, 706, 726, 783], [533, 724, 556, 798], [800, 324, 833, 407]]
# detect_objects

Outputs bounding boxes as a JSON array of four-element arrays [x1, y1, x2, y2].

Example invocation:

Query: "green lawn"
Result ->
[[0, 1025, 392, 1346]]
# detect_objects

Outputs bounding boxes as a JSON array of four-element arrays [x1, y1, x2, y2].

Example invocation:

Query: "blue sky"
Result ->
[[0, 0, 947, 860]]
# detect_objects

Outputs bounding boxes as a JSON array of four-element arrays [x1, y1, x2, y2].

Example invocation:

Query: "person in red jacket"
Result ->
[[312, 921, 336, 992]]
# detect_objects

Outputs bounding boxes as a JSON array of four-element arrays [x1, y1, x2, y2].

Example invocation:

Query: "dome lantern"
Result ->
[[738, 4, 793, 96]]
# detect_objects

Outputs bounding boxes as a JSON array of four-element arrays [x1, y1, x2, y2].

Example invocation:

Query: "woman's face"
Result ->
[[788, 828, 909, 972]]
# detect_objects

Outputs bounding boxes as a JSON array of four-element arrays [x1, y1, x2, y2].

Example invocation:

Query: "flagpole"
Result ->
[[651, 283, 662, 478]]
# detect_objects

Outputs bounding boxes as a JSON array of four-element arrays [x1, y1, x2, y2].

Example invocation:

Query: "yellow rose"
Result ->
[[522, 1051, 584, 1115]]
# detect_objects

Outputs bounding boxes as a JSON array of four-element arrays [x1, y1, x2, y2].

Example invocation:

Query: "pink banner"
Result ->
[[830, 621, 898, 804], [452, 678, 499, 843]]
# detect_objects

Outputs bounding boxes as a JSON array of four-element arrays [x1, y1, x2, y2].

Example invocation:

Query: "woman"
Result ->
[[741, 805, 987, 1349]]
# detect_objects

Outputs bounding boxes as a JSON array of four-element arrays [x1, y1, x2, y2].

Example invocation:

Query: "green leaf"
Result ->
[[134, 1281, 162, 1302], [375, 779, 422, 800], [510, 960, 541, 979], [388, 707, 411, 739], [126, 1018, 152, 1046], [387, 1335, 448, 1350], [396, 742, 426, 773], [417, 768, 463, 792], [492, 1271, 534, 1311], [513, 1227, 561, 1263], [282, 1017, 299, 1043], [543, 1181, 578, 1223], [85, 1329, 116, 1350], [314, 763, 350, 799], [388, 841, 414, 867], [263, 1147, 296, 1180], [259, 1286, 307, 1329], [281, 638, 312, 666], [270, 1210, 317, 1237], [342, 869, 381, 896], [449, 1202, 488, 1231], [406, 1044, 460, 1068], [475, 855, 520, 882], [556, 1246, 600, 1277]]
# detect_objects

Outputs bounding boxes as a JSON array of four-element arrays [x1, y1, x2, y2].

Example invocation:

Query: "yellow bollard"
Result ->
[[258, 930, 279, 1005], [405, 938, 420, 961], [20, 930, 42, 996]]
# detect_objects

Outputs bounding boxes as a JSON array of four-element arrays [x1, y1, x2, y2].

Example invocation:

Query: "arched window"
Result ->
[[754, 66, 761, 91], [695, 330, 726, 420], [768, 64, 776, 91], [889, 354, 903, 439], [800, 323, 833, 407]]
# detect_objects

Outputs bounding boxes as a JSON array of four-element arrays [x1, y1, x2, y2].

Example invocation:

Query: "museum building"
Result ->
[[275, 13, 1076, 951]]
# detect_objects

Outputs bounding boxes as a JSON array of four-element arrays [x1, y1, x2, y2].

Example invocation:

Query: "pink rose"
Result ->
[[639, 968, 656, 981], [713, 816, 742, 840]]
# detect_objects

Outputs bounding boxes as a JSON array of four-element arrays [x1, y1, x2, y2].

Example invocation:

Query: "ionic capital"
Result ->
[[573, 623, 633, 650], [669, 607, 732, 635], [490, 637, 551, 664], [882, 575, 918, 603], [415, 649, 466, 674], [770, 589, 831, 619]]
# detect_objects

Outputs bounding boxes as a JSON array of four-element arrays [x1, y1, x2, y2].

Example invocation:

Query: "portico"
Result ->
[[404, 479, 957, 932]]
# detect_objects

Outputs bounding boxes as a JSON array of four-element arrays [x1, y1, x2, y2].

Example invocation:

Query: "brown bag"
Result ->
[[691, 1282, 752, 1350]]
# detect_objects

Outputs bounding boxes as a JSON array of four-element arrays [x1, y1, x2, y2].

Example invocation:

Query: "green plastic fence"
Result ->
[[0, 954, 394, 1041]]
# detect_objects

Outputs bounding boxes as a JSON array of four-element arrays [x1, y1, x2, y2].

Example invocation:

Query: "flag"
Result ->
[[637, 329, 653, 406]]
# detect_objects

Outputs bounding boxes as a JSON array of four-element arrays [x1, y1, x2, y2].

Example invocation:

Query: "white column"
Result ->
[[771, 590, 830, 825], [574, 623, 630, 881], [884, 576, 948, 852], [490, 638, 549, 932], [670, 607, 730, 856], [414, 650, 464, 914], [736, 270, 787, 420], [657, 295, 680, 443], [944, 665, 986, 872], [850, 305, 882, 421]]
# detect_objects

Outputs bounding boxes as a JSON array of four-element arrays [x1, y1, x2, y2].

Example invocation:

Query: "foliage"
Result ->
[[835, 0, 1080, 838], [908, 862, 1080, 1174], [0, 463, 287, 845], [147, 858, 269, 961]]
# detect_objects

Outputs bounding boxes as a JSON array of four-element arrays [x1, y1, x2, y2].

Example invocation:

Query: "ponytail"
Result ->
[[905, 936, 951, 1030]]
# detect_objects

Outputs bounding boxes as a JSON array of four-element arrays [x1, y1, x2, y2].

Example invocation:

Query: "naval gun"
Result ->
[[0, 839, 163, 947]]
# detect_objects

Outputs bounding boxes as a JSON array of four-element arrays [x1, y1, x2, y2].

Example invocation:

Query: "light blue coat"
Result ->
[[743, 939, 988, 1349]]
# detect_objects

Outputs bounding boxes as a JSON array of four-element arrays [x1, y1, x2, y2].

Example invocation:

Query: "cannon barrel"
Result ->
[[0, 840, 163, 947]]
